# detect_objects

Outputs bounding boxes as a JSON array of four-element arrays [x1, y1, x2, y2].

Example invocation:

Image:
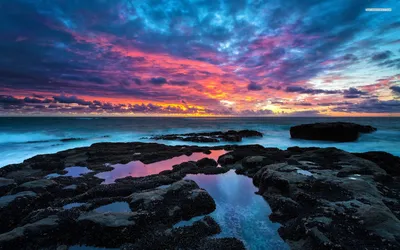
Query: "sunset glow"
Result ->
[[0, 0, 399, 116]]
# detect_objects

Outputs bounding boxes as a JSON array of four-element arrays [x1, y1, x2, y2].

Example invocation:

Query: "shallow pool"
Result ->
[[181, 170, 289, 250], [95, 150, 227, 184]]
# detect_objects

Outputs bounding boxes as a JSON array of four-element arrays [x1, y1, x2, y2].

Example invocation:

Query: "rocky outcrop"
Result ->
[[290, 122, 377, 142], [254, 147, 400, 249], [0, 141, 398, 249], [149, 130, 263, 143]]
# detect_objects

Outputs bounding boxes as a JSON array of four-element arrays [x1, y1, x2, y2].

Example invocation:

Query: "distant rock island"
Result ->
[[149, 129, 263, 143], [290, 122, 377, 142]]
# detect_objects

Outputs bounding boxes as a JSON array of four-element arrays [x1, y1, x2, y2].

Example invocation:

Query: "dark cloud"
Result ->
[[0, 95, 23, 105], [247, 82, 263, 91], [23, 97, 52, 104], [133, 78, 142, 85], [371, 51, 393, 61], [390, 86, 400, 95], [343, 87, 368, 99], [149, 77, 168, 85], [169, 80, 190, 86], [286, 86, 341, 95], [32, 94, 45, 99], [294, 102, 313, 106], [53, 95, 92, 106], [333, 99, 400, 113], [343, 54, 358, 61], [378, 58, 400, 69]]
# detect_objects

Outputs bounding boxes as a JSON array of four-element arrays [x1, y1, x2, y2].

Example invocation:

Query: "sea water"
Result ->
[[182, 170, 289, 250], [1, 117, 399, 167]]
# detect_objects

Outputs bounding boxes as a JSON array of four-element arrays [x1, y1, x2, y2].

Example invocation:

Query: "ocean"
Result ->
[[1, 117, 399, 167]]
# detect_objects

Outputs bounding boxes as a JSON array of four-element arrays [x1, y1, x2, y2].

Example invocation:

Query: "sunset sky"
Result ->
[[0, 0, 399, 116]]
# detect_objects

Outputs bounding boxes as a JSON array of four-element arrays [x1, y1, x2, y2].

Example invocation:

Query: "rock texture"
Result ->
[[149, 130, 263, 143], [290, 122, 377, 142], [0, 141, 399, 249]]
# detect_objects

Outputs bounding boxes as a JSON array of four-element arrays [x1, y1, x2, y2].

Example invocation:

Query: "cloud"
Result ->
[[371, 51, 393, 61], [333, 99, 400, 113], [390, 86, 400, 95], [239, 109, 274, 116], [285, 110, 322, 117], [0, 95, 23, 105], [247, 82, 263, 91], [0, 0, 399, 116], [23, 97, 53, 103], [149, 77, 168, 85], [53, 95, 92, 105], [285, 86, 341, 95], [169, 80, 190, 86], [343, 87, 368, 99]]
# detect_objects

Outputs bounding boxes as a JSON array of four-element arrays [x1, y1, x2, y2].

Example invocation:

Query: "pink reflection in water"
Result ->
[[95, 150, 227, 184]]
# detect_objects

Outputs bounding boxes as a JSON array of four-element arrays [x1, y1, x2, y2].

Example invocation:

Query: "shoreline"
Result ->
[[0, 141, 399, 249]]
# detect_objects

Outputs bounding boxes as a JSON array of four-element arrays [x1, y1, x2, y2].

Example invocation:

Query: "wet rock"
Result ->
[[290, 122, 377, 142], [254, 147, 400, 249], [122, 216, 221, 249], [78, 212, 134, 227], [196, 158, 218, 168], [354, 151, 400, 176], [150, 130, 262, 143], [1, 141, 399, 249], [19, 179, 57, 192], [0, 178, 16, 196], [0, 215, 59, 249], [130, 180, 216, 221], [0, 191, 37, 209]]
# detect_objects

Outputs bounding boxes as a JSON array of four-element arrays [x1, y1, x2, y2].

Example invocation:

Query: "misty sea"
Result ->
[[1, 116, 399, 167]]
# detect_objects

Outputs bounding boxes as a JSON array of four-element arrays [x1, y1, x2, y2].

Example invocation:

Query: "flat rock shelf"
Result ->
[[0, 141, 399, 249]]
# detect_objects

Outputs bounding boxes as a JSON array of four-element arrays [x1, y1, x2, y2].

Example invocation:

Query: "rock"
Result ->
[[253, 147, 400, 249], [19, 179, 57, 191], [218, 154, 236, 165], [0, 178, 16, 196], [290, 122, 377, 142], [78, 212, 134, 227], [242, 156, 269, 168], [150, 130, 262, 143], [130, 180, 216, 221], [196, 158, 218, 168], [1, 141, 398, 249], [0, 191, 37, 209], [221, 134, 242, 142], [0, 215, 59, 248], [354, 151, 400, 176]]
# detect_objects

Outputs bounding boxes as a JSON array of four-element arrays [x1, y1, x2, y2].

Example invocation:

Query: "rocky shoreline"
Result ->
[[0, 138, 399, 249]]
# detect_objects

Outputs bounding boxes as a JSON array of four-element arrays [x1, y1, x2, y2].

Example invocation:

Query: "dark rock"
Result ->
[[290, 122, 377, 142], [1, 141, 399, 250], [197, 158, 218, 168], [150, 130, 262, 143], [354, 151, 400, 176], [253, 147, 400, 249], [0, 178, 16, 196]]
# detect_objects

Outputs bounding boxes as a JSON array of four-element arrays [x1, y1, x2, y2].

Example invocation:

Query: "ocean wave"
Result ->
[[0, 133, 110, 144]]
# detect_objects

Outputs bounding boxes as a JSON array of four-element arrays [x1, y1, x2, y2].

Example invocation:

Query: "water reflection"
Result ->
[[46, 166, 92, 178], [94, 202, 131, 213], [183, 170, 289, 250], [95, 150, 227, 184], [63, 202, 85, 210]]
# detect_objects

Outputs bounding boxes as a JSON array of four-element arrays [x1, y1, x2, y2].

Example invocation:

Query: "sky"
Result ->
[[0, 0, 399, 117]]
